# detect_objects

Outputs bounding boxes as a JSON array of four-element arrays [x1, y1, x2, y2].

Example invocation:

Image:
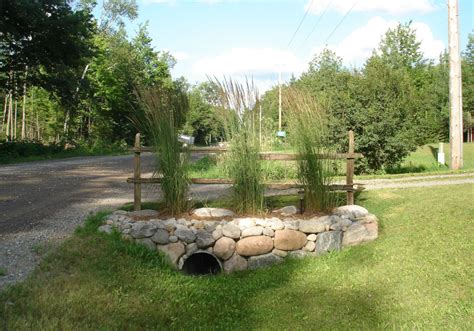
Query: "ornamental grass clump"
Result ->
[[284, 88, 338, 213], [137, 86, 190, 215], [212, 78, 264, 213]]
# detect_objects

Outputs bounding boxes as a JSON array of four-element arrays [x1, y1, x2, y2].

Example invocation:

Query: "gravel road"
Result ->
[[0, 154, 472, 290]]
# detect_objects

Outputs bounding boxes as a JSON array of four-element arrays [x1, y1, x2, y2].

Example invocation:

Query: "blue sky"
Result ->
[[124, 0, 473, 91]]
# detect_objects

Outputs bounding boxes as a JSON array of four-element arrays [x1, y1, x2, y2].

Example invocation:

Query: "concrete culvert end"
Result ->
[[181, 251, 222, 275]]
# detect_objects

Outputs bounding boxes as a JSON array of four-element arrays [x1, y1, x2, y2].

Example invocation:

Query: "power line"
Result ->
[[286, 0, 316, 49], [323, 0, 358, 45], [299, 0, 335, 49]]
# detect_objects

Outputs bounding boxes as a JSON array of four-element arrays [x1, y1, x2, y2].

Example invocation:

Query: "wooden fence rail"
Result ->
[[128, 130, 363, 211]]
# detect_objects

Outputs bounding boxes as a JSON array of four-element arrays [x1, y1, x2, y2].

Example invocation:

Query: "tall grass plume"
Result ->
[[212, 78, 264, 213], [136, 86, 190, 215], [283, 88, 338, 213]]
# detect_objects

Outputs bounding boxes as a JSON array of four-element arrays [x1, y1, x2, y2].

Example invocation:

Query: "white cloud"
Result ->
[[306, 0, 436, 16], [172, 51, 190, 61], [311, 17, 445, 67], [192, 48, 305, 77]]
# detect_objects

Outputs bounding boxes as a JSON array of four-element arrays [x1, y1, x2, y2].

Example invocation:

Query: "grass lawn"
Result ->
[[1, 184, 473, 329]]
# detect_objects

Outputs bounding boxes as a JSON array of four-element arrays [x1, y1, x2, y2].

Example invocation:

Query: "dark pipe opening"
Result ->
[[182, 252, 222, 275]]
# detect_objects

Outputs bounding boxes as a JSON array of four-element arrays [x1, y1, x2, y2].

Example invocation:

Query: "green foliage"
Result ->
[[213, 78, 264, 213], [182, 83, 225, 145], [284, 88, 338, 213], [138, 85, 190, 215]]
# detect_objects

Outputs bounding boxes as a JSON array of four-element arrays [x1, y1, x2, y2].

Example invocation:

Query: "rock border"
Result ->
[[98, 205, 378, 273]]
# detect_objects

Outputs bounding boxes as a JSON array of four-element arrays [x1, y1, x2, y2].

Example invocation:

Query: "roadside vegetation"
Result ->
[[1, 184, 472, 329]]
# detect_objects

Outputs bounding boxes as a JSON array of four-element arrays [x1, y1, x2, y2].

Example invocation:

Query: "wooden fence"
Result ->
[[127, 130, 363, 211]]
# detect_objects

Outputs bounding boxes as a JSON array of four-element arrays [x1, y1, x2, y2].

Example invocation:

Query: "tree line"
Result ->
[[1, 1, 473, 172]]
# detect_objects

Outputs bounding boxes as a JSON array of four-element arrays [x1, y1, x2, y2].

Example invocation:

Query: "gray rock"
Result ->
[[357, 213, 378, 224], [136, 238, 156, 251], [248, 253, 283, 270], [186, 243, 198, 256], [241, 226, 264, 238], [196, 230, 215, 248], [222, 223, 240, 239], [274, 205, 298, 216], [98, 224, 113, 234], [298, 218, 330, 233], [307, 234, 317, 241], [213, 237, 236, 260], [315, 231, 342, 254], [169, 235, 178, 243], [118, 222, 132, 231], [130, 221, 156, 239], [212, 226, 223, 240], [175, 224, 196, 243], [283, 219, 299, 230], [272, 248, 288, 258], [223, 253, 248, 274], [157, 243, 185, 269], [303, 241, 316, 252], [151, 229, 169, 244], [128, 209, 159, 218], [330, 218, 353, 231], [262, 227, 275, 237], [342, 223, 370, 246], [333, 205, 369, 219]]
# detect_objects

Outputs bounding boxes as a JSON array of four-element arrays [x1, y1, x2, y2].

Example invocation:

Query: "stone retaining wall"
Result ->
[[98, 205, 378, 274]]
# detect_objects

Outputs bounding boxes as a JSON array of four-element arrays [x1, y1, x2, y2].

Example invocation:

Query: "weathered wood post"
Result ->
[[133, 133, 141, 211], [346, 130, 355, 205]]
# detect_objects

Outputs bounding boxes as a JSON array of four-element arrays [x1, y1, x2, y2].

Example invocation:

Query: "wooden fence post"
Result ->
[[346, 130, 355, 205], [134, 133, 141, 211]]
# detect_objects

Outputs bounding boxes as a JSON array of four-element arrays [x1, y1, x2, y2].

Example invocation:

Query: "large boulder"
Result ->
[[222, 223, 241, 239], [196, 230, 215, 248], [213, 237, 236, 260], [315, 231, 342, 254], [130, 221, 156, 239], [342, 223, 370, 246], [298, 218, 329, 233], [241, 226, 264, 238], [192, 208, 235, 218], [248, 253, 283, 269], [236, 236, 273, 256], [151, 229, 169, 244], [175, 224, 196, 243], [233, 218, 256, 230], [223, 253, 248, 274], [333, 205, 369, 219], [274, 230, 307, 251], [274, 205, 298, 216]]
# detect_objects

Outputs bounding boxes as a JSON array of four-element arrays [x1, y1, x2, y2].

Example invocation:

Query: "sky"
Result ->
[[124, 0, 473, 91]]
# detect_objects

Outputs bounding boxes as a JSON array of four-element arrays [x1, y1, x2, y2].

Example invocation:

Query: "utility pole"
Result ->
[[278, 67, 282, 131], [448, 0, 463, 169]]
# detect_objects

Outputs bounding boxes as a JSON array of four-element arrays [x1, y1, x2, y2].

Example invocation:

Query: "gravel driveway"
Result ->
[[0, 154, 472, 290]]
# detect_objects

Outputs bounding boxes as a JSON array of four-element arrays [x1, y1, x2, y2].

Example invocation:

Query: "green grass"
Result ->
[[1, 184, 473, 329]]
